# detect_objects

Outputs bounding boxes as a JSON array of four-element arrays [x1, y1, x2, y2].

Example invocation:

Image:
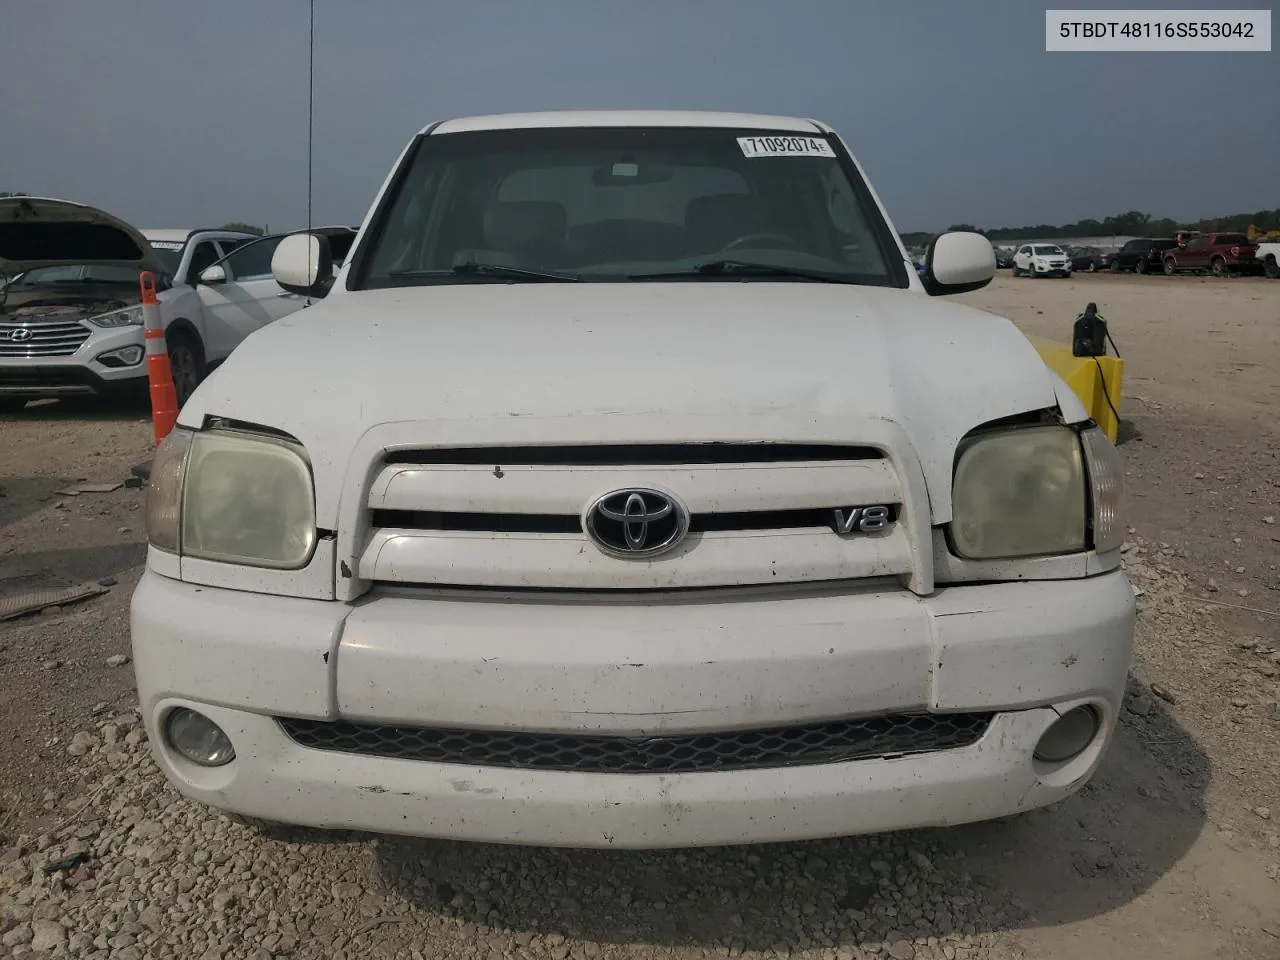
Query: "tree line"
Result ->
[[900, 208, 1280, 248]]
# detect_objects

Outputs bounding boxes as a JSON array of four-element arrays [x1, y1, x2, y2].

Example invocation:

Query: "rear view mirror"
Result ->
[[271, 232, 333, 297], [920, 231, 996, 296]]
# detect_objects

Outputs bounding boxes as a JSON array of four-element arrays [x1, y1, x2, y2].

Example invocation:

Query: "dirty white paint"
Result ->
[[177, 282, 1058, 536], [136, 699, 1095, 849], [141, 110, 1137, 849]]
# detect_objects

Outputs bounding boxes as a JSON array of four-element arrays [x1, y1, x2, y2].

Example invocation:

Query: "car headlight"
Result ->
[[144, 426, 317, 569], [88, 306, 144, 328], [949, 424, 1087, 560]]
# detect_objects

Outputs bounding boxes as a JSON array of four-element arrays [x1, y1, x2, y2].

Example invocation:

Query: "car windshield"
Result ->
[[355, 126, 905, 288], [1033, 245, 1063, 256], [144, 241, 185, 277]]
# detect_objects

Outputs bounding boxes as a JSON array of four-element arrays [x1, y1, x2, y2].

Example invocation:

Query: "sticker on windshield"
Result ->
[[737, 136, 836, 158], [148, 241, 184, 250]]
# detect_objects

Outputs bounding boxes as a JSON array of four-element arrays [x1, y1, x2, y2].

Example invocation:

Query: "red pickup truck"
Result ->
[[1162, 232, 1258, 277]]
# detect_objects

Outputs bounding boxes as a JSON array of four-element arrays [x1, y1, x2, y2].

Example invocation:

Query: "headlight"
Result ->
[[88, 306, 144, 328], [144, 426, 317, 569], [949, 424, 1087, 560], [145, 429, 192, 553], [1079, 426, 1126, 553]]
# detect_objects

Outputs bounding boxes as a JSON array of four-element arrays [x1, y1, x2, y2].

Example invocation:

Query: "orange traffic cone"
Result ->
[[140, 271, 179, 444]]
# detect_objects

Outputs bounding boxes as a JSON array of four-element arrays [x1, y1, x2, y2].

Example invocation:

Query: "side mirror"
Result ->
[[198, 264, 226, 285], [271, 232, 333, 297], [920, 231, 995, 296]]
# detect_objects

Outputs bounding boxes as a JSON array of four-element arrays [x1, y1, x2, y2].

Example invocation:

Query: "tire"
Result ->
[[1210, 257, 1227, 278], [1163, 258, 1177, 276], [1134, 258, 1147, 275], [1011, 265, 1020, 277], [1266, 256, 1280, 279], [1109, 260, 1121, 273], [1088, 261, 1097, 273], [166, 329, 206, 407]]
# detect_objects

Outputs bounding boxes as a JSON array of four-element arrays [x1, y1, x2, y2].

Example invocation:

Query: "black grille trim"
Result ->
[[371, 504, 900, 535], [382, 443, 883, 466], [277, 711, 993, 774]]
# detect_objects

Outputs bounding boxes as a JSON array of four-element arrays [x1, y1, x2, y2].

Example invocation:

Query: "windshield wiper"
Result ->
[[387, 263, 579, 283], [628, 260, 848, 283]]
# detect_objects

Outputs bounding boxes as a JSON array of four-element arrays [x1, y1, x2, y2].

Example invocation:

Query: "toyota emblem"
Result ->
[[585, 488, 689, 559]]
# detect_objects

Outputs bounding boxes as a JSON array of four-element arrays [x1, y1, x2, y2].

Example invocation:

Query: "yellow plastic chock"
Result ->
[[1027, 335, 1124, 443]]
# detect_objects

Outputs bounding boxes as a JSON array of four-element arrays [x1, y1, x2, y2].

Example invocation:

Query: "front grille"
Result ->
[[371, 504, 901, 535], [0, 321, 91, 357], [277, 711, 993, 774], [383, 443, 883, 466]]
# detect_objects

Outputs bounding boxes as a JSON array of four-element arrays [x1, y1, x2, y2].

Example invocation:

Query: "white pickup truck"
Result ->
[[132, 110, 1134, 849], [1256, 240, 1280, 278], [0, 197, 354, 410]]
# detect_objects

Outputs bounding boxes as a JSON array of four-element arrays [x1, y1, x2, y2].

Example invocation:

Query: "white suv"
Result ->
[[1011, 243, 1072, 278], [0, 198, 354, 410], [132, 111, 1134, 849]]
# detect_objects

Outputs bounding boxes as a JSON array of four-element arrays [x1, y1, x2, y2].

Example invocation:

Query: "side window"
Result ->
[[220, 236, 284, 282], [217, 238, 250, 257], [1187, 236, 1208, 249], [328, 232, 356, 265], [1017, 246, 1029, 256], [186, 241, 220, 280]]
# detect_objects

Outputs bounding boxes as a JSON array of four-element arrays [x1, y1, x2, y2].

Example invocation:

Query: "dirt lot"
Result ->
[[1, 271, 1277, 960]]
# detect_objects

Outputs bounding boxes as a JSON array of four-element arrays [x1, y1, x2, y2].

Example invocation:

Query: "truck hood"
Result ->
[[0, 196, 162, 278], [181, 282, 1064, 524]]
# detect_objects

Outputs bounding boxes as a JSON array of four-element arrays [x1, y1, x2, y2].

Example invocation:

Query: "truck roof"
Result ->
[[426, 110, 827, 136]]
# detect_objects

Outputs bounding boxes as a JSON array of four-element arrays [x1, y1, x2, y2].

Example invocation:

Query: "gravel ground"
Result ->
[[1, 272, 1278, 959]]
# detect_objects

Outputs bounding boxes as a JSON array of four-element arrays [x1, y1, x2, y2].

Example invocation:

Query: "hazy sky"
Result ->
[[2, 1, 1276, 233]]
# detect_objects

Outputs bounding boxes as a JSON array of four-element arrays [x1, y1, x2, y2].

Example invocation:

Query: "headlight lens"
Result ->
[[949, 424, 1086, 560], [182, 429, 317, 568], [88, 306, 144, 328], [1079, 426, 1126, 553], [145, 428, 192, 553], [144, 426, 317, 569]]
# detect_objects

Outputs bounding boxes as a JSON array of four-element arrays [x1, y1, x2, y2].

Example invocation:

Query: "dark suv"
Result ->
[[1109, 237, 1179, 275], [1163, 233, 1258, 277]]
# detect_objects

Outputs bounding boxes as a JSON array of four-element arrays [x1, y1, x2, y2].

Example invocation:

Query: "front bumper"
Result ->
[[131, 569, 1135, 848], [1032, 262, 1071, 275], [0, 327, 147, 399]]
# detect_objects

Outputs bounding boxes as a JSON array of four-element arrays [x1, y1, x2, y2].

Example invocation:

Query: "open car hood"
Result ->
[[0, 196, 163, 278]]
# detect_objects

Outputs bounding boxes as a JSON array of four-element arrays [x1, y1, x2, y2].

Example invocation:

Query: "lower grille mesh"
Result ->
[[277, 712, 994, 774]]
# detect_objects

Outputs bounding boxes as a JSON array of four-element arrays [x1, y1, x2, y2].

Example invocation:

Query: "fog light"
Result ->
[[164, 708, 235, 767], [95, 345, 144, 368], [1034, 705, 1100, 763]]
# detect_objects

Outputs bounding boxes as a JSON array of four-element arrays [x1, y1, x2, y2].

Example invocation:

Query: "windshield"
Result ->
[[1033, 245, 1063, 256], [145, 240, 185, 277], [353, 126, 906, 288]]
